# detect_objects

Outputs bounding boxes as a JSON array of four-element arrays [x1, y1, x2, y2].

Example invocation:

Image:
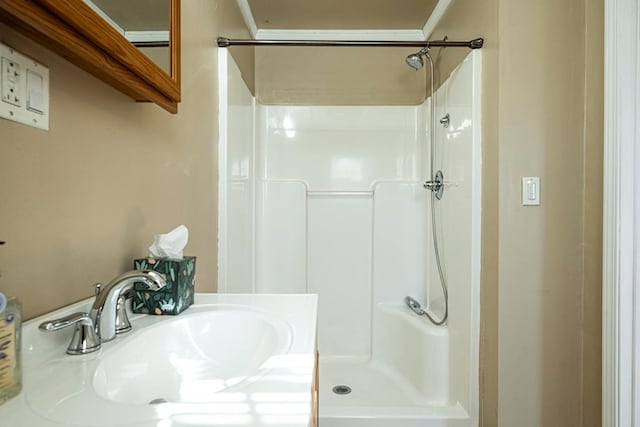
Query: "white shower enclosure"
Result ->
[[218, 50, 482, 427]]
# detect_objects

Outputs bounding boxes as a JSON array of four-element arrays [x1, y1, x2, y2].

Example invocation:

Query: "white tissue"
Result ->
[[148, 225, 189, 259]]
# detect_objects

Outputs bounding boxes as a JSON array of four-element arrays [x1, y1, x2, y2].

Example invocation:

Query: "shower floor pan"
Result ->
[[319, 358, 471, 427]]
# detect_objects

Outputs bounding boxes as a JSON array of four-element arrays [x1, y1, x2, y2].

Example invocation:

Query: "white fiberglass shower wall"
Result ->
[[218, 50, 482, 427]]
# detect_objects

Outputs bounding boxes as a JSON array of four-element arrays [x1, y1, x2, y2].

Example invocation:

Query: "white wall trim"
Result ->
[[422, 0, 453, 39], [255, 29, 426, 41], [217, 49, 229, 292], [469, 49, 483, 427], [602, 0, 640, 426], [251, 97, 257, 294], [124, 31, 169, 43], [235, 0, 258, 38]]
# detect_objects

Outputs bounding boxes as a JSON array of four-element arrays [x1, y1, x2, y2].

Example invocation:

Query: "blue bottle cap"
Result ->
[[0, 293, 6, 314]]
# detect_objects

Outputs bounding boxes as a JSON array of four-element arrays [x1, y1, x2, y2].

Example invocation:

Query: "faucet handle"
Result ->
[[39, 312, 101, 355]]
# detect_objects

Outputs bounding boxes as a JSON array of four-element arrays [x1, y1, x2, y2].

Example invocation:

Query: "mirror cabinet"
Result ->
[[0, 0, 180, 113]]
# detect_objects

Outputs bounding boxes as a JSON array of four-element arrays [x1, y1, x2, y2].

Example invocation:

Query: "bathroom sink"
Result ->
[[6, 294, 317, 427], [92, 307, 292, 405]]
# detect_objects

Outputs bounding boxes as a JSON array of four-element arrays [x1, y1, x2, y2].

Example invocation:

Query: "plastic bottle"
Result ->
[[0, 240, 21, 406]]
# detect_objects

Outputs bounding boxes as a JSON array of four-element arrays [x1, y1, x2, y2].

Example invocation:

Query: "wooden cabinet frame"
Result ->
[[0, 0, 180, 113]]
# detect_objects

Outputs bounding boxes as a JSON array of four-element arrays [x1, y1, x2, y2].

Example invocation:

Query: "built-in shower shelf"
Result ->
[[307, 190, 374, 198]]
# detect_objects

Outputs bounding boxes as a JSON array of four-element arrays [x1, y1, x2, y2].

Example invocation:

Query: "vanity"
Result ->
[[0, 293, 319, 427]]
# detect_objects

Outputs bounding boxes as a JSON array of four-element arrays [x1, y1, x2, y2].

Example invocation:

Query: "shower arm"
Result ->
[[217, 37, 484, 49]]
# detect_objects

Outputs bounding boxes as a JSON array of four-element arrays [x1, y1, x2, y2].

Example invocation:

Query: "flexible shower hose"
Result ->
[[425, 190, 449, 325], [423, 49, 448, 326]]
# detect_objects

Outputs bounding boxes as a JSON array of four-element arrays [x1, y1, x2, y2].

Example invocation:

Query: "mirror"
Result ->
[[0, 0, 180, 113], [40, 0, 181, 103], [84, 0, 172, 75]]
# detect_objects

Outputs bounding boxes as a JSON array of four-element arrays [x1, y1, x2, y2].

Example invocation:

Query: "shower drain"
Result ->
[[149, 398, 168, 405], [332, 385, 352, 395]]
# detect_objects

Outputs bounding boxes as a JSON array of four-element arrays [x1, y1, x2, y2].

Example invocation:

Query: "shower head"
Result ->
[[405, 53, 424, 70], [405, 47, 430, 70]]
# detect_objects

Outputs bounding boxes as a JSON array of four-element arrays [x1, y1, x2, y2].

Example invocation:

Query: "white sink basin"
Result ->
[[4, 294, 317, 427], [92, 307, 292, 405]]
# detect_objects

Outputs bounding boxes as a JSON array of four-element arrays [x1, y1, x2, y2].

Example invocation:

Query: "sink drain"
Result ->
[[332, 385, 352, 395], [149, 398, 168, 405]]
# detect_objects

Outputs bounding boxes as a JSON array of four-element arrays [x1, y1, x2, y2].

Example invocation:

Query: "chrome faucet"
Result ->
[[90, 270, 167, 342], [39, 269, 166, 354]]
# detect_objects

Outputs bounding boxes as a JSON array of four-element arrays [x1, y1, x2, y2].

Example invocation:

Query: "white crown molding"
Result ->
[[255, 29, 426, 41], [235, 0, 258, 38], [422, 0, 453, 39], [125, 31, 169, 43]]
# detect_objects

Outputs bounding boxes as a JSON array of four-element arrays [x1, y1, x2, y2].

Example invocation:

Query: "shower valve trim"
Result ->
[[424, 170, 445, 200]]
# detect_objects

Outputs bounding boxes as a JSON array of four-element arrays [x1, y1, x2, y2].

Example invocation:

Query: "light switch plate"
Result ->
[[26, 69, 45, 113], [522, 177, 541, 206], [0, 42, 49, 130]]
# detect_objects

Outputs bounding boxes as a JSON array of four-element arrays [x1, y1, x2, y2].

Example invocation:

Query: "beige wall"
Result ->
[[497, 0, 585, 425], [229, 45, 255, 94], [582, 0, 604, 425], [255, 46, 426, 105], [218, 0, 255, 94], [139, 46, 170, 74], [0, 0, 250, 320], [432, 0, 603, 426]]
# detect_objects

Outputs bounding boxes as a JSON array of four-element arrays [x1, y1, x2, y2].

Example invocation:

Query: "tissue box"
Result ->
[[131, 256, 196, 315]]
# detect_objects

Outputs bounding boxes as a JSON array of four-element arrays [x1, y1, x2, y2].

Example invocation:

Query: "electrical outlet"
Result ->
[[0, 42, 49, 130], [2, 57, 22, 107]]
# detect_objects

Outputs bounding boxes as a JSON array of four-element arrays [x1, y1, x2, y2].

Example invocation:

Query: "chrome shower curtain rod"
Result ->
[[217, 37, 484, 49]]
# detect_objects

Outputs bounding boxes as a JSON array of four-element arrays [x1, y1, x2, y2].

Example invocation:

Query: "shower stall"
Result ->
[[218, 46, 482, 427]]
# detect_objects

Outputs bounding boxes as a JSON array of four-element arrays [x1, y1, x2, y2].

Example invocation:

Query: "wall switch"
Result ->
[[26, 69, 44, 114], [522, 177, 541, 206], [0, 43, 49, 130]]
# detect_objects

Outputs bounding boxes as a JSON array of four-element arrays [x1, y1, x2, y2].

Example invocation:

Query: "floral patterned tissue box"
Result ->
[[132, 256, 196, 315]]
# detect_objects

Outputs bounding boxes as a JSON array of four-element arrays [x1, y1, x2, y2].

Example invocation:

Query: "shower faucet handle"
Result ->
[[424, 170, 445, 200]]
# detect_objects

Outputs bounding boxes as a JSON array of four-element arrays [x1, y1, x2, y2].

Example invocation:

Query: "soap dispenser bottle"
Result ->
[[0, 240, 22, 405]]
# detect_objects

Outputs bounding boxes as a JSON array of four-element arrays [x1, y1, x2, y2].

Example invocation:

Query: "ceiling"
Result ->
[[246, 0, 439, 31], [236, 0, 451, 41], [88, 0, 443, 38]]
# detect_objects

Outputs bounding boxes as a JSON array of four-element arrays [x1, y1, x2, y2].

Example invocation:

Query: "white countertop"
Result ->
[[0, 293, 318, 427]]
